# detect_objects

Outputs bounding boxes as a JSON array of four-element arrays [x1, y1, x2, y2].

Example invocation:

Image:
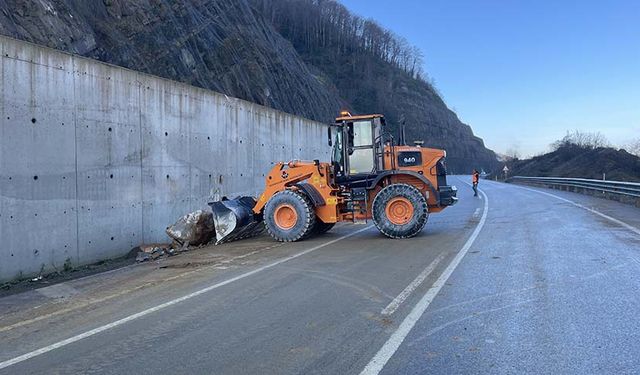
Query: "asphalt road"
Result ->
[[1, 177, 639, 374]]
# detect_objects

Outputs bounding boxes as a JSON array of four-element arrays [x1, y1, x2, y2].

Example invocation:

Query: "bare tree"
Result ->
[[249, 0, 430, 82], [505, 145, 521, 160], [624, 138, 640, 156], [551, 130, 610, 150]]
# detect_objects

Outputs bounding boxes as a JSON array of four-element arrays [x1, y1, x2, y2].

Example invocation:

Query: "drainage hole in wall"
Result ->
[[110, 237, 114, 241], [34, 213, 37, 216], [31, 118, 36, 124], [108, 127, 112, 132], [166, 174, 170, 179], [34, 249, 39, 255], [110, 174, 114, 179], [33, 175, 38, 180], [207, 136, 210, 140], [208, 174, 212, 178], [165, 132, 168, 136]]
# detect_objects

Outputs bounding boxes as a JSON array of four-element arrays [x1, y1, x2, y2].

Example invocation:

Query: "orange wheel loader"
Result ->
[[209, 112, 457, 243]]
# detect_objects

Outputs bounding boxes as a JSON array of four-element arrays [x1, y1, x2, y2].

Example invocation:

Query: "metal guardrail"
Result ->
[[507, 176, 640, 199]]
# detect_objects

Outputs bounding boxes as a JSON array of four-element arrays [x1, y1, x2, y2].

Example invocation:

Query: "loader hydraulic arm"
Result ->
[[253, 161, 329, 214]]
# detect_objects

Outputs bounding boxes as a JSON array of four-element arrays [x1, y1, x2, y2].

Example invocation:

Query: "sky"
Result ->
[[339, 0, 640, 157]]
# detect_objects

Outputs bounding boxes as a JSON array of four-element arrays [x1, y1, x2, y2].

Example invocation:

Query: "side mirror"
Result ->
[[327, 127, 332, 146]]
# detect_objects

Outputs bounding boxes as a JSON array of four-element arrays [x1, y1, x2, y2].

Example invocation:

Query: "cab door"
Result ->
[[346, 120, 376, 175]]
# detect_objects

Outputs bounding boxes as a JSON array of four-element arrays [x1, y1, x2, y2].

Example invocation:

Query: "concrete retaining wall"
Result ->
[[0, 35, 329, 282]]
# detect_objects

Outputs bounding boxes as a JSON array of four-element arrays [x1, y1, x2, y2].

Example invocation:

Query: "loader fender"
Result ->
[[295, 183, 326, 207], [366, 170, 439, 202]]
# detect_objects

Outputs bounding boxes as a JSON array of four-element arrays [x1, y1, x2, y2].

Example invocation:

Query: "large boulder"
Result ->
[[166, 210, 215, 246]]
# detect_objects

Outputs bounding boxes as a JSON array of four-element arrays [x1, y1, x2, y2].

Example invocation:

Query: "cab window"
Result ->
[[348, 120, 374, 174]]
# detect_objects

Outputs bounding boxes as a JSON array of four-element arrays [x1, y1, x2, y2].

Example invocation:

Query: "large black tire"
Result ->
[[314, 221, 335, 235], [264, 190, 316, 242], [372, 183, 428, 239]]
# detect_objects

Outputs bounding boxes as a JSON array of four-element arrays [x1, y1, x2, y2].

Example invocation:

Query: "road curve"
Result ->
[[1, 177, 639, 374]]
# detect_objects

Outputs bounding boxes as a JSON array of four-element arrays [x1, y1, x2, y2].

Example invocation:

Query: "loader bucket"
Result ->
[[208, 196, 264, 244]]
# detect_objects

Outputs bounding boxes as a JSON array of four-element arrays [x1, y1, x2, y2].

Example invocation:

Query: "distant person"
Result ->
[[472, 169, 480, 197]]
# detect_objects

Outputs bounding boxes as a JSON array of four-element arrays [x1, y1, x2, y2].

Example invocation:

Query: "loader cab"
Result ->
[[329, 113, 386, 182]]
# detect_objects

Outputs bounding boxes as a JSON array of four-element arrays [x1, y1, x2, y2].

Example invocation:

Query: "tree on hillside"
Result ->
[[505, 146, 521, 160], [250, 0, 427, 80], [624, 138, 640, 156], [551, 130, 610, 150]]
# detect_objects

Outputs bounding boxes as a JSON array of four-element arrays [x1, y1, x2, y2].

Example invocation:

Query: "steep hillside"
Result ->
[[0, 0, 342, 120], [251, 0, 498, 172], [508, 144, 640, 182], [0, 0, 498, 172]]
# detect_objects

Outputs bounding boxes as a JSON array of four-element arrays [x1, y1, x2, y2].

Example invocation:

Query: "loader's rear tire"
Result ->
[[314, 221, 335, 235], [264, 190, 316, 242], [372, 183, 428, 239]]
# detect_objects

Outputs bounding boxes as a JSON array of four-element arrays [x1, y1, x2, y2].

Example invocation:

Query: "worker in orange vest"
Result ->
[[472, 169, 480, 197]]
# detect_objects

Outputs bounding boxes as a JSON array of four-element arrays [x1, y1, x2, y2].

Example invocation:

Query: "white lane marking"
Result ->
[[381, 252, 447, 316], [516, 185, 640, 236], [361, 187, 489, 375], [1, 248, 280, 333], [0, 226, 373, 370]]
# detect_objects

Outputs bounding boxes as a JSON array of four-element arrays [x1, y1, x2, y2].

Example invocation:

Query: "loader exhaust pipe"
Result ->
[[208, 196, 264, 244]]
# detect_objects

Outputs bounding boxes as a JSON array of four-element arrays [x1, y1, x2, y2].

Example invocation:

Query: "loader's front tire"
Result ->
[[264, 190, 316, 242], [372, 183, 428, 239]]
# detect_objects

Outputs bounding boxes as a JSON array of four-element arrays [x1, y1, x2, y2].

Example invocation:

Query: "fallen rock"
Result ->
[[150, 247, 165, 259], [136, 252, 151, 263], [166, 210, 215, 246]]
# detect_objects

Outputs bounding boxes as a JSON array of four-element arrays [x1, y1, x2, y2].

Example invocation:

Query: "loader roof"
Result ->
[[335, 114, 384, 122]]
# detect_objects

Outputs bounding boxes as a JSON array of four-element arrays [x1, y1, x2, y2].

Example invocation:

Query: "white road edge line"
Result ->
[[381, 252, 447, 316], [360, 186, 489, 375], [0, 226, 373, 370], [516, 185, 640, 236]]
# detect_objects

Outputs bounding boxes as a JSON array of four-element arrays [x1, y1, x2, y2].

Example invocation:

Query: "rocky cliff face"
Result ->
[[0, 0, 498, 172], [0, 0, 342, 120]]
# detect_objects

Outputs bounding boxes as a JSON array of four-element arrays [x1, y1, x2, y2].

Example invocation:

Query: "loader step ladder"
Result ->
[[350, 188, 368, 224]]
